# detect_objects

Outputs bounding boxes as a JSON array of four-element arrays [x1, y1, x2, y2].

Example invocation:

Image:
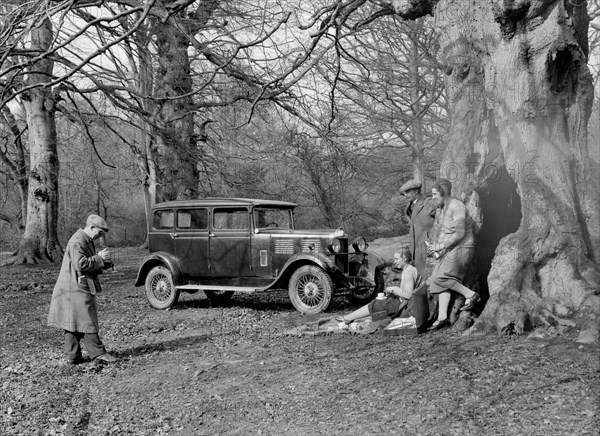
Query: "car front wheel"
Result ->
[[288, 265, 333, 314], [145, 266, 180, 309], [346, 286, 377, 304]]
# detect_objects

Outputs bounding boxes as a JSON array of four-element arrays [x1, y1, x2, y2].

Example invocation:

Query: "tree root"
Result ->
[[2, 252, 45, 266]]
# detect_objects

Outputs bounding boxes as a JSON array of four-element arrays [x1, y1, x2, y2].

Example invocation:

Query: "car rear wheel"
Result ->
[[145, 266, 180, 309], [204, 290, 234, 305], [288, 265, 333, 314]]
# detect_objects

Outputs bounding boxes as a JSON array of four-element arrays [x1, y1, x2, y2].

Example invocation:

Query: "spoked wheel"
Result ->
[[347, 252, 384, 304], [346, 286, 377, 304], [204, 290, 234, 305], [288, 265, 333, 314], [145, 266, 180, 309]]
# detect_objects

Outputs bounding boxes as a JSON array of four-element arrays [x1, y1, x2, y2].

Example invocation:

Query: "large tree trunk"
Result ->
[[392, 0, 599, 339], [149, 2, 220, 202], [152, 20, 198, 202], [6, 18, 62, 264]]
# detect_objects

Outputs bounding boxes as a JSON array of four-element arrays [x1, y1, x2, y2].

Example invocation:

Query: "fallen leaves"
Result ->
[[0, 248, 599, 435]]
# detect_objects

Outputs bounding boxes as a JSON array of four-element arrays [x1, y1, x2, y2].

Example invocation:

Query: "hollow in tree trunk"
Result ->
[[391, 0, 599, 340]]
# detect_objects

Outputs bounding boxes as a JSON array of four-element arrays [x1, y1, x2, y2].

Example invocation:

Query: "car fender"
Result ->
[[362, 249, 390, 291], [346, 249, 388, 287], [267, 252, 337, 290], [134, 252, 184, 287], [363, 250, 386, 273]]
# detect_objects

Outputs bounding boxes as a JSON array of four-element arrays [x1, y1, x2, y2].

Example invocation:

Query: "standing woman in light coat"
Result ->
[[426, 179, 481, 330], [47, 214, 119, 364]]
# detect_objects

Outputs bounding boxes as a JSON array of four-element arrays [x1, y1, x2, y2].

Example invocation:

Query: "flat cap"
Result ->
[[86, 214, 109, 232], [400, 179, 422, 193]]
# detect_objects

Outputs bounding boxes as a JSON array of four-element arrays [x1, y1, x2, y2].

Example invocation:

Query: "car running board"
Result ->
[[176, 284, 265, 293]]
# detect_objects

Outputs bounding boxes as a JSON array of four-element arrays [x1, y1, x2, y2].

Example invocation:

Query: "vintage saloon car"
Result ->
[[134, 198, 385, 314]]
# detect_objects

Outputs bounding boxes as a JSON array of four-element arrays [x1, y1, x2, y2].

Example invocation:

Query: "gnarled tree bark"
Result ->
[[151, 17, 199, 202], [391, 0, 599, 339]]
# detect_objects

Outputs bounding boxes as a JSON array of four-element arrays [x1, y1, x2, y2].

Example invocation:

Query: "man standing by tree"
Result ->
[[47, 215, 119, 365], [400, 179, 437, 277]]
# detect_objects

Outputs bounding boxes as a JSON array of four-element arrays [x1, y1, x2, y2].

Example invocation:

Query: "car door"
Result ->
[[149, 208, 175, 254], [173, 207, 210, 277], [210, 207, 252, 277]]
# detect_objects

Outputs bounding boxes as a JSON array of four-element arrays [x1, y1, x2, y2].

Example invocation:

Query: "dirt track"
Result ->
[[1, 248, 598, 435]]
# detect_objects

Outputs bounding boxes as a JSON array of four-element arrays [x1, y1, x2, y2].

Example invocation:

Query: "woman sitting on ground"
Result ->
[[337, 248, 421, 327]]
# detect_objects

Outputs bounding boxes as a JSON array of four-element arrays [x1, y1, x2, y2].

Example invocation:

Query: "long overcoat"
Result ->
[[47, 229, 106, 333], [406, 195, 437, 277]]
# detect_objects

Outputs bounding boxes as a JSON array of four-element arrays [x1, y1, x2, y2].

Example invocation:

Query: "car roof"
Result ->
[[152, 197, 298, 210]]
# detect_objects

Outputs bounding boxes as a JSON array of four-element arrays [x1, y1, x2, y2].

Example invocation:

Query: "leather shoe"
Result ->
[[93, 353, 120, 364], [66, 355, 91, 365], [428, 319, 450, 331], [460, 292, 481, 312]]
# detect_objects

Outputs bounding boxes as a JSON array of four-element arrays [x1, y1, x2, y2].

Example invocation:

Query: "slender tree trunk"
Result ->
[[138, 128, 157, 249], [8, 18, 62, 264], [130, 24, 156, 249], [408, 19, 426, 186], [392, 0, 599, 338], [0, 106, 28, 227]]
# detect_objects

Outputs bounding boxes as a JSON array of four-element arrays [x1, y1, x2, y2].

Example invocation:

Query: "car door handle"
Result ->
[[170, 233, 179, 238]]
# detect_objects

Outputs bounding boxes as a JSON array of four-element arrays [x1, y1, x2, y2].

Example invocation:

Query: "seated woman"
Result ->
[[337, 248, 421, 327]]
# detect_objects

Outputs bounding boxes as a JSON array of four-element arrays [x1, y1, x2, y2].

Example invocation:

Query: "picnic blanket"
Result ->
[[284, 312, 418, 337]]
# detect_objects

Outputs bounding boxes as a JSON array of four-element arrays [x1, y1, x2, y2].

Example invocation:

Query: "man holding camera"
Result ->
[[47, 214, 119, 365]]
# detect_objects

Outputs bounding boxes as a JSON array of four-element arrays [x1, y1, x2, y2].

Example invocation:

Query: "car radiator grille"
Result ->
[[274, 239, 294, 254], [274, 238, 323, 254]]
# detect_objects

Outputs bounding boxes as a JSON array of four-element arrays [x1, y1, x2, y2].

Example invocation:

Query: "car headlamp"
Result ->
[[328, 238, 342, 253], [352, 236, 368, 253]]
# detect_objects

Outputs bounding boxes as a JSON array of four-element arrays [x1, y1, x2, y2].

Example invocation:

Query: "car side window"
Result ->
[[154, 210, 174, 229], [177, 208, 208, 230], [213, 208, 249, 230]]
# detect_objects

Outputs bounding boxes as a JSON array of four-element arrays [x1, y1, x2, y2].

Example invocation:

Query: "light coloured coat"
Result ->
[[47, 229, 106, 333]]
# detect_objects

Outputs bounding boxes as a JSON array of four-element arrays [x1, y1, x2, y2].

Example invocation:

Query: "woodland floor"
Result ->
[[0, 248, 598, 436]]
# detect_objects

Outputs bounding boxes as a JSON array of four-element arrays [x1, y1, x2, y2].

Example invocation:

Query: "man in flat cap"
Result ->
[[48, 214, 119, 365], [400, 179, 437, 277]]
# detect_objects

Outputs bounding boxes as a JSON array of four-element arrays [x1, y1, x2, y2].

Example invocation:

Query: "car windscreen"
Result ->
[[253, 208, 293, 229]]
